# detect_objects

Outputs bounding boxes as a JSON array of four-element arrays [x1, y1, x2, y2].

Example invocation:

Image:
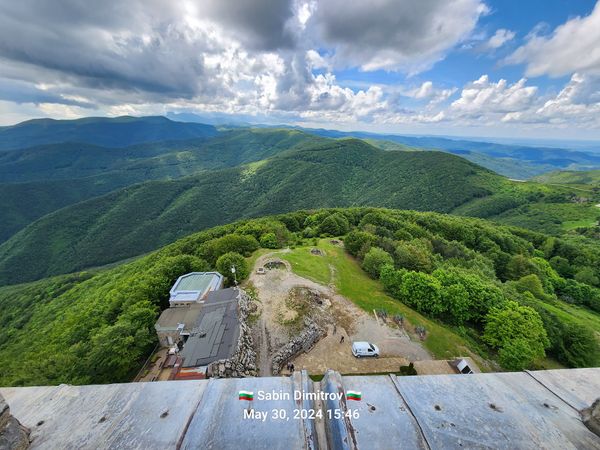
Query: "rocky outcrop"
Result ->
[[582, 398, 600, 437], [271, 318, 325, 375], [0, 393, 30, 450], [208, 289, 257, 378]]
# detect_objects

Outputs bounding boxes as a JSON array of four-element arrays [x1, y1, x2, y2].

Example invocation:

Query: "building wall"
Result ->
[[156, 329, 181, 348]]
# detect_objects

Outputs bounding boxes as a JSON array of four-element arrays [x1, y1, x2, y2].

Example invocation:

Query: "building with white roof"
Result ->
[[168, 272, 223, 307]]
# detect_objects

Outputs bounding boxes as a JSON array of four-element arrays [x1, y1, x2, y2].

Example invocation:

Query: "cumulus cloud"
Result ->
[[450, 75, 538, 117], [481, 28, 516, 50], [307, 0, 488, 72], [405, 81, 457, 104], [505, 2, 600, 77], [502, 73, 600, 127]]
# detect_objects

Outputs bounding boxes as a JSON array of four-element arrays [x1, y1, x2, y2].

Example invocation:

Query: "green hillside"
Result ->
[[532, 169, 600, 186], [0, 129, 327, 243], [1, 208, 598, 386], [0, 116, 217, 151], [0, 139, 499, 284], [0, 128, 326, 183], [0, 175, 138, 243]]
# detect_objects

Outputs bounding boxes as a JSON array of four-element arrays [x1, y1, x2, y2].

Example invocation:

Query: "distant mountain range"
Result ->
[[0, 116, 217, 151], [298, 127, 600, 179]]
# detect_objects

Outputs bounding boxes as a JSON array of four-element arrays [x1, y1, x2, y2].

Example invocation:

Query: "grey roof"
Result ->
[[179, 288, 240, 368], [1, 368, 599, 449], [155, 303, 203, 331]]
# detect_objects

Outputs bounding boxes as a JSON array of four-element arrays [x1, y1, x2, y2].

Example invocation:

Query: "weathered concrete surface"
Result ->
[[393, 370, 600, 449], [526, 368, 600, 410], [1, 381, 207, 449], [1, 368, 600, 449]]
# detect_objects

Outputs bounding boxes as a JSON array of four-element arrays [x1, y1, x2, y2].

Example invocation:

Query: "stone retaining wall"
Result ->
[[208, 289, 257, 378], [271, 318, 325, 375]]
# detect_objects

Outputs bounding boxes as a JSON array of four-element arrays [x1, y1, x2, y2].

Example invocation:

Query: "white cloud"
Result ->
[[482, 28, 515, 50], [503, 73, 600, 127], [405, 81, 457, 104], [506, 2, 600, 77], [450, 75, 538, 116]]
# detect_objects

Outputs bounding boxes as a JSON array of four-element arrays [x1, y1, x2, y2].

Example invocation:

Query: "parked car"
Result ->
[[456, 358, 474, 374], [351, 341, 380, 358], [256, 267, 266, 274]]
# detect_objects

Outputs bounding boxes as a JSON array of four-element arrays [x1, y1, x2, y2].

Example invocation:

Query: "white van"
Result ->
[[351, 341, 380, 358]]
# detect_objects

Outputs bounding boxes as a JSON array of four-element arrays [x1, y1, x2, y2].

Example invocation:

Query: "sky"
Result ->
[[1, 0, 600, 140]]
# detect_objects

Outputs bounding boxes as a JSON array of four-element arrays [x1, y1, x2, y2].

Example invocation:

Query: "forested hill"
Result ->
[[0, 129, 327, 243], [0, 207, 598, 386], [0, 139, 498, 284], [0, 116, 218, 151]]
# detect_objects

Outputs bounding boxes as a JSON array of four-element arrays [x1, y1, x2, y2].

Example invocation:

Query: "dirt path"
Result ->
[[247, 251, 432, 376], [255, 316, 271, 376]]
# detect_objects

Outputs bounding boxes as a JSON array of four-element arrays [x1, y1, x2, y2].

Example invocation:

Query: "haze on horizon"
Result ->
[[1, 0, 600, 141]]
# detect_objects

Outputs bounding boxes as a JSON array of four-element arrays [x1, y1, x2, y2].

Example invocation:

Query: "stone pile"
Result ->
[[208, 289, 257, 378], [271, 318, 325, 375], [0, 393, 30, 450]]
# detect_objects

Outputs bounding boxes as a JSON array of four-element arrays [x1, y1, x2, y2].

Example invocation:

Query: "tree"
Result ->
[[198, 234, 259, 264], [498, 338, 537, 371], [380, 264, 404, 299], [506, 254, 538, 280], [259, 232, 279, 249], [362, 247, 394, 278], [575, 267, 600, 287], [344, 230, 377, 256], [318, 213, 350, 236], [400, 271, 444, 316], [216, 252, 249, 285], [549, 256, 574, 279], [440, 283, 471, 325], [556, 323, 600, 368], [433, 267, 504, 323], [483, 301, 549, 370], [514, 274, 546, 300], [395, 239, 433, 273]]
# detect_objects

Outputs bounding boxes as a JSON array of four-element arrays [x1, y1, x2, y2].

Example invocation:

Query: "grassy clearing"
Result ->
[[271, 239, 488, 365], [278, 246, 332, 285], [244, 248, 272, 271]]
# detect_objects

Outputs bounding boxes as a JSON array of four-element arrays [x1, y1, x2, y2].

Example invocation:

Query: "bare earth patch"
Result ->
[[248, 251, 432, 376]]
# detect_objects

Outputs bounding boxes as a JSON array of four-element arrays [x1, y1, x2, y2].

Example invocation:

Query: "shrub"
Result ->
[[259, 232, 279, 249], [361, 247, 394, 278]]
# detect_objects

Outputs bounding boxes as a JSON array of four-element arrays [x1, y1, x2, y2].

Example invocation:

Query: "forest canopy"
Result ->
[[0, 207, 598, 386]]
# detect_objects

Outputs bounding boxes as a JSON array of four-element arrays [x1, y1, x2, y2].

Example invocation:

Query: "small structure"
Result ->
[[177, 288, 241, 377], [155, 304, 203, 347], [168, 272, 223, 307]]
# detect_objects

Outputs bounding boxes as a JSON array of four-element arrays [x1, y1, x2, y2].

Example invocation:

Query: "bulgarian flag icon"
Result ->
[[346, 390, 362, 401], [239, 390, 254, 401]]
